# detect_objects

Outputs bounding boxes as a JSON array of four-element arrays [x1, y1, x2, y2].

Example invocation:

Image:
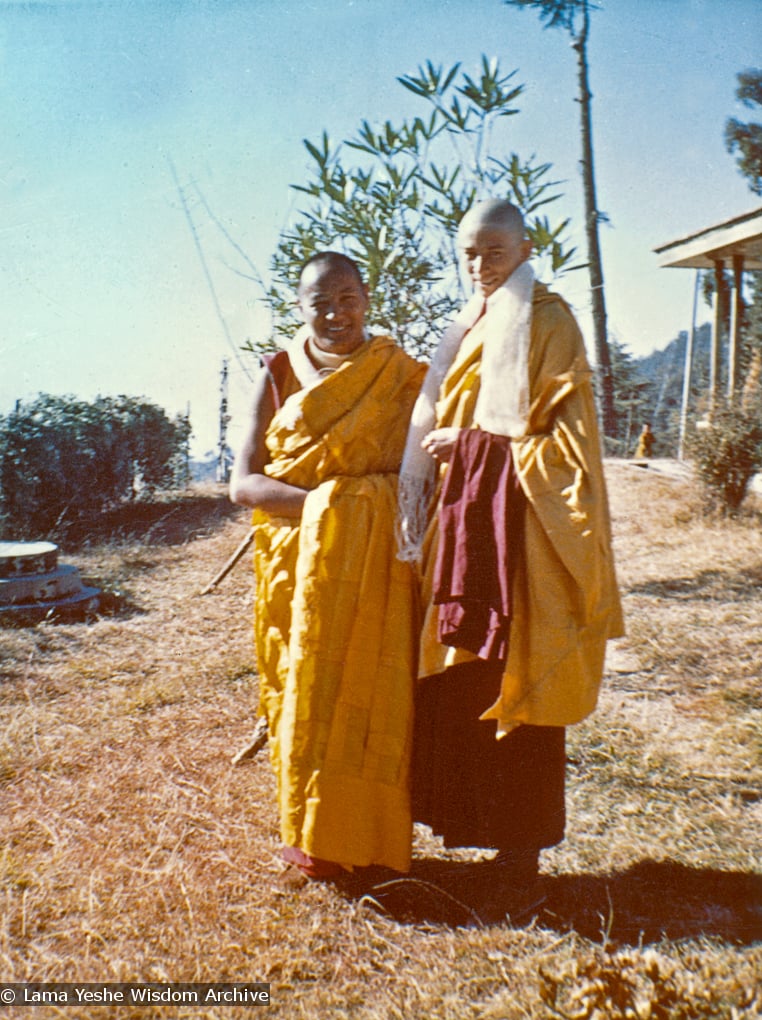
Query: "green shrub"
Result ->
[[689, 407, 762, 515], [0, 394, 191, 539]]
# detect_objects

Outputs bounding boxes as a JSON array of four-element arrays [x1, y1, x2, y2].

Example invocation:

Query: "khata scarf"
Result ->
[[276, 325, 368, 429], [396, 261, 534, 562]]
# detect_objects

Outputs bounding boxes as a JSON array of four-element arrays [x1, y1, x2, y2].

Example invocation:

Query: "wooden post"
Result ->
[[199, 528, 255, 596], [218, 359, 231, 483], [231, 716, 269, 765], [728, 254, 744, 405], [678, 270, 699, 461], [709, 259, 724, 420]]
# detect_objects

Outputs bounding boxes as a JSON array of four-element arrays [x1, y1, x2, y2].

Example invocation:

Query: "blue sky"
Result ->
[[1, 0, 760, 457]]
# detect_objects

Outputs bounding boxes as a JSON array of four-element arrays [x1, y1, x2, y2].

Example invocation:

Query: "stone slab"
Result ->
[[0, 586, 101, 622], [0, 564, 83, 606]]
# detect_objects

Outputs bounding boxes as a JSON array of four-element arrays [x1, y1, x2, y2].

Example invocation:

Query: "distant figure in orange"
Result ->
[[635, 422, 654, 459]]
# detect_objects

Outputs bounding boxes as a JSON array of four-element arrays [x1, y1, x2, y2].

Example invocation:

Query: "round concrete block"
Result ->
[[0, 541, 59, 578]]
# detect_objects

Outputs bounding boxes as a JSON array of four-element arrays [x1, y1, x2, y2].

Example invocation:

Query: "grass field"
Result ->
[[1, 462, 760, 1018]]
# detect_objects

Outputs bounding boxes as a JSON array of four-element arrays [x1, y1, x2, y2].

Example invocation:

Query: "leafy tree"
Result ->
[[502, 0, 616, 438], [699, 69, 762, 417], [0, 395, 191, 538], [608, 339, 651, 455], [633, 323, 716, 457], [725, 68, 762, 195], [724, 67, 762, 397], [252, 56, 578, 360], [675, 67, 762, 514], [723, 68, 762, 399], [741, 271, 762, 369]]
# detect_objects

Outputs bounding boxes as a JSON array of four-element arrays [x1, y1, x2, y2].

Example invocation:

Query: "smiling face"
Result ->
[[297, 259, 369, 355], [458, 203, 532, 299]]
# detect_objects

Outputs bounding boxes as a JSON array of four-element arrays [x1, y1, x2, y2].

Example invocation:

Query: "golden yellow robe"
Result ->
[[252, 336, 425, 873], [419, 284, 624, 730]]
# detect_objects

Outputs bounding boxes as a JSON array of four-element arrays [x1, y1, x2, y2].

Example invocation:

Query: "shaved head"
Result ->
[[458, 199, 526, 245], [298, 251, 363, 292], [457, 199, 531, 297]]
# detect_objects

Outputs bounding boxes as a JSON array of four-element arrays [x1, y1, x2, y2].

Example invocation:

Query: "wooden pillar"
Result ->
[[728, 254, 744, 405], [678, 270, 699, 461], [709, 258, 724, 420]]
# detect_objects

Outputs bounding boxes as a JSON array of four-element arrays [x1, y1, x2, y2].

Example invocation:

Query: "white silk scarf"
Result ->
[[396, 261, 534, 562]]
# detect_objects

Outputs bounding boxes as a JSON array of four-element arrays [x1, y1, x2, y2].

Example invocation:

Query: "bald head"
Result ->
[[298, 251, 364, 292], [458, 199, 526, 246], [296, 249, 369, 356], [458, 199, 531, 298]]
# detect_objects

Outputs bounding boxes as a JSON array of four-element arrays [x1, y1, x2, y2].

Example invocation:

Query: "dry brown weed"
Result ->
[[1, 470, 760, 1018]]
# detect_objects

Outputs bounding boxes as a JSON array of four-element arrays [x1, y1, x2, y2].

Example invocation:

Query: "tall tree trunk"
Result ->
[[573, 2, 617, 438]]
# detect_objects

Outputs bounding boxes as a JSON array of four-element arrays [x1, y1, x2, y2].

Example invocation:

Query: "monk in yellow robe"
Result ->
[[635, 422, 654, 459], [231, 252, 425, 880], [397, 200, 624, 922]]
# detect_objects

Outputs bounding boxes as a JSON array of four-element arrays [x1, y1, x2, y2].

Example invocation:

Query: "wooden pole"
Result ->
[[728, 254, 744, 405], [199, 528, 255, 596], [231, 716, 269, 765], [709, 259, 724, 420], [678, 270, 699, 461]]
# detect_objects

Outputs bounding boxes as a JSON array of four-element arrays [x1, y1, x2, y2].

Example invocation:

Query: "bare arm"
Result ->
[[229, 368, 308, 518]]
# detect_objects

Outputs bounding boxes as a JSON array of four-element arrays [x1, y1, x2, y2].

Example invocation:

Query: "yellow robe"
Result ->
[[419, 284, 624, 731], [252, 336, 425, 872]]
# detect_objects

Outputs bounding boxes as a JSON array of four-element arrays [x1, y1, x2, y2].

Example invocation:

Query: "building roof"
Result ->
[[654, 206, 762, 269]]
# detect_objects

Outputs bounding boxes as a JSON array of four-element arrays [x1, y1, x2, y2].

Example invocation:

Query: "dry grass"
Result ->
[[1, 467, 760, 1019]]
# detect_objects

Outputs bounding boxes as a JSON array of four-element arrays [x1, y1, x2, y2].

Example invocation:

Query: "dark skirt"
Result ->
[[412, 660, 566, 851]]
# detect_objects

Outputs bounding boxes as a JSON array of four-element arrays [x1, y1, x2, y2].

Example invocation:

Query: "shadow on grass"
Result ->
[[542, 860, 761, 944], [51, 489, 244, 551], [628, 565, 762, 602], [1, 491, 244, 627], [0, 585, 146, 628], [346, 858, 762, 944]]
